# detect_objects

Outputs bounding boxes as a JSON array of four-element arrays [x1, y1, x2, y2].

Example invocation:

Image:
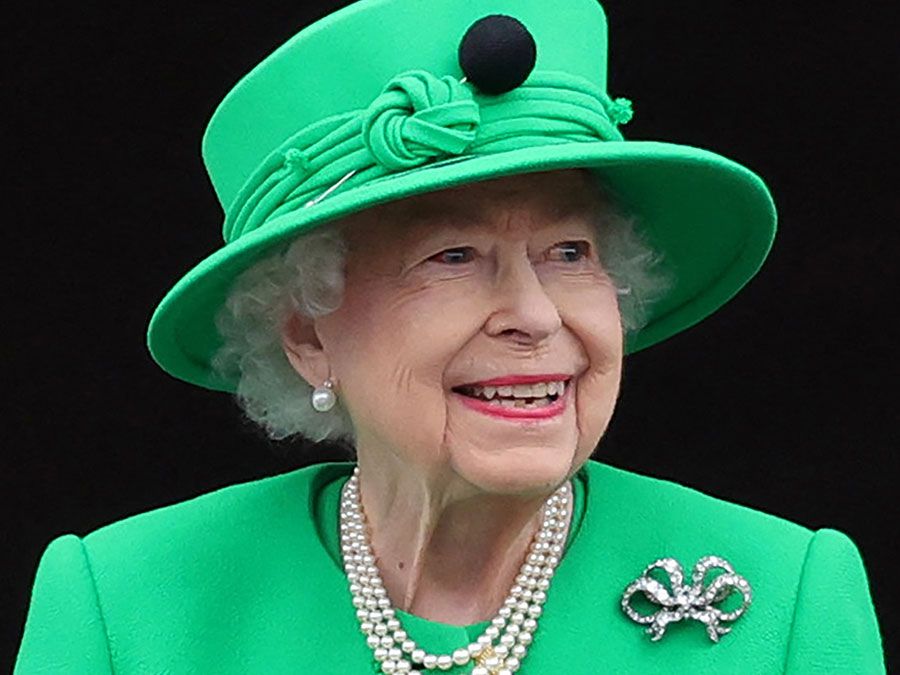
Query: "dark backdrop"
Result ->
[[4, 0, 897, 669]]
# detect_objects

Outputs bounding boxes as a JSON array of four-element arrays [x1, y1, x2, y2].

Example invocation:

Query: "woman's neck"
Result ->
[[355, 456, 573, 626]]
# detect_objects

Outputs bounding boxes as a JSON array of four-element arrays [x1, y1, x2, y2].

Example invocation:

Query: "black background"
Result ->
[[4, 0, 898, 670]]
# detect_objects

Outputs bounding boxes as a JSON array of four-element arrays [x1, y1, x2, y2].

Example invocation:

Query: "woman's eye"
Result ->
[[427, 247, 476, 265], [548, 240, 592, 263]]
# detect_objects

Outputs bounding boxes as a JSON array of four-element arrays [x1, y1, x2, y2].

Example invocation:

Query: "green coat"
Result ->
[[14, 460, 885, 673]]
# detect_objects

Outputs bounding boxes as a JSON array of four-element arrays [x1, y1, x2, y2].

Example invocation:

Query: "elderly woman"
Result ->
[[15, 0, 884, 674]]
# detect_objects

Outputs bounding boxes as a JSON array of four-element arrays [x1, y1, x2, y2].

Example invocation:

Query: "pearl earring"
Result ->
[[311, 378, 336, 412]]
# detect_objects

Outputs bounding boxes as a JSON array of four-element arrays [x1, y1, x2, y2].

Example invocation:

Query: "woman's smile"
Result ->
[[450, 376, 573, 420]]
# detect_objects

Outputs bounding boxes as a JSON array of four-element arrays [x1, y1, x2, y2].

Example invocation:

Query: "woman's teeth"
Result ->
[[458, 380, 567, 408], [490, 397, 553, 408]]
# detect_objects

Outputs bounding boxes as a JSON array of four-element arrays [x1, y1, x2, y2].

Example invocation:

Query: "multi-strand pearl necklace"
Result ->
[[340, 467, 571, 675]]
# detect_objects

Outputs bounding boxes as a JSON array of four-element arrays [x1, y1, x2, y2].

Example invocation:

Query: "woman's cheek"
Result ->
[[551, 273, 621, 336], [554, 283, 623, 451], [401, 282, 489, 344]]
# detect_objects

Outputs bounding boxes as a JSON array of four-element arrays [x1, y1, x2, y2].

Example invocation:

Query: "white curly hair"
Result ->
[[211, 170, 675, 444]]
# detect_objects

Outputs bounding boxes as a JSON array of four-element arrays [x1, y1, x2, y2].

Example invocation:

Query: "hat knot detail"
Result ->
[[281, 147, 310, 173], [362, 70, 481, 171], [607, 97, 634, 125]]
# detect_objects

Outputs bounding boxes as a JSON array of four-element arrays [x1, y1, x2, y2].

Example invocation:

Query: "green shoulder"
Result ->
[[80, 460, 355, 556], [577, 460, 884, 673]]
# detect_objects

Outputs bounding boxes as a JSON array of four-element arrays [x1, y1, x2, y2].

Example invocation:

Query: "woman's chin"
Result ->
[[450, 445, 580, 497]]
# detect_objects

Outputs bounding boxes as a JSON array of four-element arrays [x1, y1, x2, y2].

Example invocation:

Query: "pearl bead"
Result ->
[[311, 384, 336, 411], [452, 648, 469, 665], [436, 654, 453, 669], [422, 654, 437, 668], [411, 649, 425, 663], [472, 668, 490, 675]]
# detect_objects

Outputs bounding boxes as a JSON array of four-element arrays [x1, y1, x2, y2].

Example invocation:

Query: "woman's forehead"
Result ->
[[371, 171, 603, 233]]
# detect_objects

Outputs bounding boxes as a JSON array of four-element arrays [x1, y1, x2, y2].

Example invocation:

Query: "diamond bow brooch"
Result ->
[[620, 556, 753, 642]]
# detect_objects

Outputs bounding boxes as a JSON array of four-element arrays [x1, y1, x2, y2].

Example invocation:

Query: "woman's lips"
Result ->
[[451, 383, 570, 420]]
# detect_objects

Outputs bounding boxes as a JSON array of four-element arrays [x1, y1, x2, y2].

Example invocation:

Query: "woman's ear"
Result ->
[[280, 311, 332, 388]]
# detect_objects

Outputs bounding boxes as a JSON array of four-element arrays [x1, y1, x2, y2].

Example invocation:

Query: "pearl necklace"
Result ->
[[340, 467, 571, 675]]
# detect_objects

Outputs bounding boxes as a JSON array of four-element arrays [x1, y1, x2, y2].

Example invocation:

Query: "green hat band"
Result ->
[[223, 68, 633, 244]]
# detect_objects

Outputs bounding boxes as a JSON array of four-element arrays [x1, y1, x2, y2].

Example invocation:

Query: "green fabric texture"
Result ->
[[145, 0, 778, 394], [15, 461, 884, 673]]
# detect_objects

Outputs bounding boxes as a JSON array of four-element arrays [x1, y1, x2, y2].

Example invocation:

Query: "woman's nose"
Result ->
[[484, 252, 562, 344]]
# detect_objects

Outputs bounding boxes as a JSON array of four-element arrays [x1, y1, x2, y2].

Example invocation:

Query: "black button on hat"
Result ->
[[458, 15, 537, 95]]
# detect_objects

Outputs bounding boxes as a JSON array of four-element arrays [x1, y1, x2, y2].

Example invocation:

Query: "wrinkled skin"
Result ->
[[282, 168, 624, 624]]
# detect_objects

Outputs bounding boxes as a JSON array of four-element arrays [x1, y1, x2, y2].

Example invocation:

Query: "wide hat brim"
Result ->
[[146, 138, 776, 393]]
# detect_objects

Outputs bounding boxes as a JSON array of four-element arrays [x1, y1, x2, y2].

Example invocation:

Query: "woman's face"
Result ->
[[294, 169, 623, 496]]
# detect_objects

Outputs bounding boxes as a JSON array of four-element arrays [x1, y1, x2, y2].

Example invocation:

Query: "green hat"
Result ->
[[146, 0, 776, 393]]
